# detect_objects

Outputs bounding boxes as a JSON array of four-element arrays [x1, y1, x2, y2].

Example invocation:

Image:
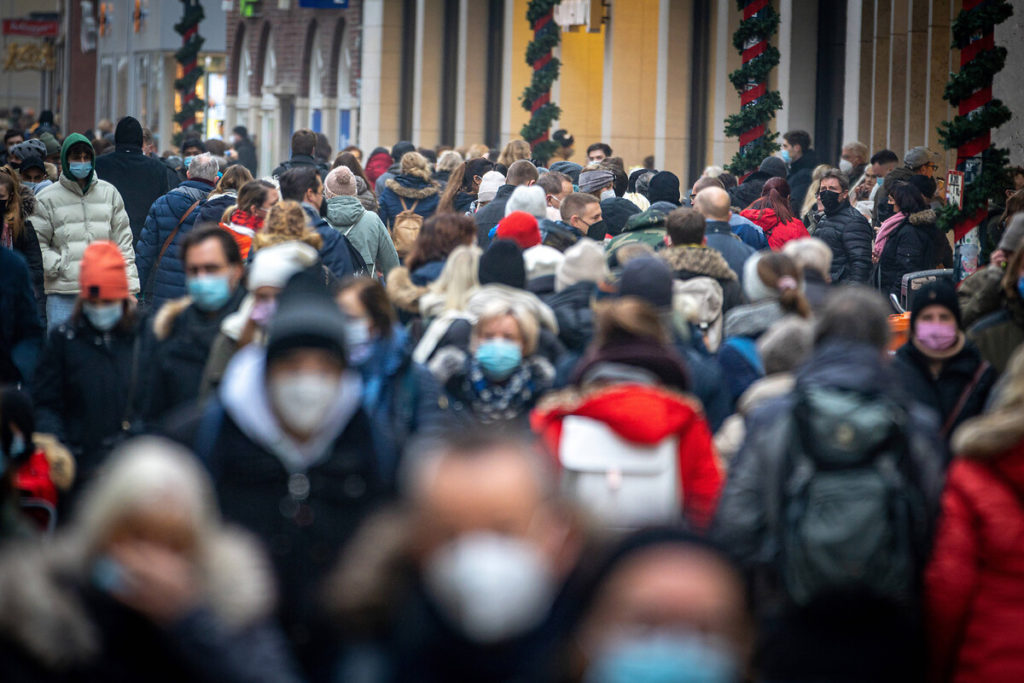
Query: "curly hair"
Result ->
[[254, 199, 322, 251], [399, 151, 435, 183]]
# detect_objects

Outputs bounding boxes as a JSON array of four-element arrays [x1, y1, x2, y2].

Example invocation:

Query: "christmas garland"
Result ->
[[725, 0, 782, 177], [937, 0, 1013, 239], [519, 0, 562, 165], [173, 0, 206, 144]]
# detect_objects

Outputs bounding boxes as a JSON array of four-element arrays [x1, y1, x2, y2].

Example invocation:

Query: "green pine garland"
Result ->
[[173, 0, 206, 144], [725, 1, 782, 175], [937, 0, 1013, 235], [519, 0, 562, 165]]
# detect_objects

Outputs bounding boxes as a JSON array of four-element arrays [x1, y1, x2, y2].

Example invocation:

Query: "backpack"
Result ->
[[392, 197, 422, 259], [673, 277, 724, 352], [558, 415, 680, 528], [778, 387, 927, 607]]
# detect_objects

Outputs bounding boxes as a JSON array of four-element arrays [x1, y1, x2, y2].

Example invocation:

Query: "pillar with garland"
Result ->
[[724, 0, 783, 177], [173, 0, 206, 144], [520, 0, 561, 166], [937, 0, 1013, 268]]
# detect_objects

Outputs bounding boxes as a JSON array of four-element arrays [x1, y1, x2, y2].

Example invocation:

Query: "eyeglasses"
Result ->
[[926, 163, 939, 170]]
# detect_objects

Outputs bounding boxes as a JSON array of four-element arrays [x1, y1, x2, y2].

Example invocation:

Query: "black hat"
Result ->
[[114, 116, 143, 147], [549, 161, 582, 185], [627, 168, 648, 193], [232, 125, 249, 138], [647, 171, 680, 205], [759, 156, 788, 179], [181, 137, 206, 153], [479, 239, 526, 289], [391, 140, 416, 162], [18, 155, 45, 174], [266, 268, 349, 367], [601, 197, 642, 237], [910, 279, 961, 330], [619, 257, 673, 310]]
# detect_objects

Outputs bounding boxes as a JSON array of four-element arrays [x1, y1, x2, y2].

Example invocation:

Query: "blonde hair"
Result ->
[[436, 150, 463, 173], [498, 140, 532, 167], [800, 164, 839, 219], [427, 244, 481, 311], [473, 300, 540, 356], [466, 143, 490, 160], [254, 199, 323, 250], [400, 151, 434, 182]]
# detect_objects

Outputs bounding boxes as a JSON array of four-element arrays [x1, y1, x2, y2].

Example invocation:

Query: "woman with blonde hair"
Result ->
[[497, 139, 532, 168], [800, 163, 838, 232], [413, 245, 482, 362], [377, 151, 441, 229], [253, 200, 323, 252]]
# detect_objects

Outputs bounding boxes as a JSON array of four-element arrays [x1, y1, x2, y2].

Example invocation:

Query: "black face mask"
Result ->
[[585, 219, 607, 240], [877, 200, 895, 224], [0, 198, 7, 217], [819, 189, 842, 215]]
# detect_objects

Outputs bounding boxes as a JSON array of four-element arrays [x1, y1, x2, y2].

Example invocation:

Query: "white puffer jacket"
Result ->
[[32, 174, 139, 295]]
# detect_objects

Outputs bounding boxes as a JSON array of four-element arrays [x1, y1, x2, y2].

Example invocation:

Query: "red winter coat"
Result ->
[[531, 384, 723, 531], [740, 207, 809, 251], [925, 417, 1024, 683]]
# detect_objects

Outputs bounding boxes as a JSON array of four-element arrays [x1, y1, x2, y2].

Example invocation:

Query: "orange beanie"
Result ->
[[79, 241, 129, 299]]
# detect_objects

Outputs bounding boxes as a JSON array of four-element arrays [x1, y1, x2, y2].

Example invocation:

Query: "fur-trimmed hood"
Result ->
[[0, 528, 276, 670], [661, 245, 738, 282], [18, 183, 36, 218], [151, 296, 192, 341], [385, 266, 427, 313], [952, 404, 1024, 460], [384, 175, 440, 200], [908, 208, 937, 226]]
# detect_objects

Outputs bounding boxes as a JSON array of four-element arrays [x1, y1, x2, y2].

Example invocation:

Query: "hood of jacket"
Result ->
[[723, 300, 784, 339], [17, 182, 36, 218], [661, 245, 737, 281], [796, 340, 890, 395], [326, 194, 366, 227], [385, 174, 440, 199], [736, 373, 795, 416], [533, 384, 704, 445], [740, 207, 790, 231], [386, 266, 428, 313], [152, 296, 193, 341], [907, 208, 937, 226], [58, 133, 95, 189]]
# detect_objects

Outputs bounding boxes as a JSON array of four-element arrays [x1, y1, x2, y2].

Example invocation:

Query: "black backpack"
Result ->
[[777, 387, 929, 607]]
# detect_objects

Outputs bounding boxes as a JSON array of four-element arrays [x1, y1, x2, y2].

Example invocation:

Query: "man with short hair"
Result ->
[[871, 149, 899, 180], [141, 127, 159, 156], [782, 129, 819, 212], [560, 192, 603, 241], [272, 128, 330, 181], [1, 129, 24, 166], [142, 226, 246, 420], [586, 142, 612, 163], [136, 153, 220, 310], [693, 176, 768, 250], [905, 146, 939, 178], [661, 207, 743, 311], [474, 159, 539, 246], [813, 169, 873, 284], [537, 170, 573, 212], [713, 286, 944, 682], [278, 166, 360, 279], [841, 141, 869, 182], [230, 125, 258, 174], [694, 187, 756, 282], [95, 116, 180, 244]]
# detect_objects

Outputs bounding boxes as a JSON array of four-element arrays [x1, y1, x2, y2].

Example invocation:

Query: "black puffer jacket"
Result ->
[[728, 170, 770, 210], [814, 203, 874, 284], [875, 209, 941, 296], [545, 282, 595, 353]]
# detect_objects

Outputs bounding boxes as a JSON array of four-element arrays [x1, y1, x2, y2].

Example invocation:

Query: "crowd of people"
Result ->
[[2, 109, 1024, 681]]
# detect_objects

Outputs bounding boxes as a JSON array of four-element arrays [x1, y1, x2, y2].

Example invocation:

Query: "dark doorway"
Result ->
[[400, 0, 416, 140], [814, 0, 847, 165], [687, 0, 711, 187], [484, 0, 504, 148], [440, 0, 459, 145]]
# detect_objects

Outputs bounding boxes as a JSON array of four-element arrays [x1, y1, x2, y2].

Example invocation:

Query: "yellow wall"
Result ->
[[508, 0, 534, 142], [556, 25, 605, 165], [605, 0, 660, 169]]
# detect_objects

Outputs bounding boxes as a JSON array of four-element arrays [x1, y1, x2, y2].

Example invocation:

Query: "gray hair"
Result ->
[[815, 286, 891, 350], [782, 237, 833, 280], [187, 152, 219, 182], [436, 150, 463, 173], [758, 316, 815, 375]]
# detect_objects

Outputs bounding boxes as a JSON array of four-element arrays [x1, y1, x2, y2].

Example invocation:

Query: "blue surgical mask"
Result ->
[[82, 301, 123, 331], [876, 176, 884, 187], [475, 339, 523, 380], [345, 319, 375, 367], [586, 632, 739, 683], [21, 181, 37, 192], [183, 155, 194, 169], [600, 189, 616, 201], [187, 274, 233, 311], [1017, 276, 1024, 300], [68, 161, 92, 179], [779, 149, 791, 164]]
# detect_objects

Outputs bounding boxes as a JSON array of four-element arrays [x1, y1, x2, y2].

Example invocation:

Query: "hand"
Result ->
[[108, 541, 200, 624], [991, 249, 1008, 268]]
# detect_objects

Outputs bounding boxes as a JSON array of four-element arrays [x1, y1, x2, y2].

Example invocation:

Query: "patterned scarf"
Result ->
[[464, 359, 542, 425]]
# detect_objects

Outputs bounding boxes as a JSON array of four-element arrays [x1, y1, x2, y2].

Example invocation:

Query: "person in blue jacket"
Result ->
[[278, 166, 362, 279]]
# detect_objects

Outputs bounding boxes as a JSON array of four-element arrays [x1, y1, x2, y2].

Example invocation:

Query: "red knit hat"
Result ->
[[496, 211, 541, 249], [79, 241, 129, 299]]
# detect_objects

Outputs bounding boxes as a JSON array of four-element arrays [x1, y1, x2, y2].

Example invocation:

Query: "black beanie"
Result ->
[[619, 257, 673, 310], [392, 140, 416, 162], [648, 171, 680, 205], [479, 239, 526, 289], [114, 116, 144, 147], [601, 197, 642, 237], [910, 279, 961, 329], [266, 268, 349, 367]]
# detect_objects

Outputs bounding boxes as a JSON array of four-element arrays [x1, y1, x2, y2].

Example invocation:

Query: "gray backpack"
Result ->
[[779, 387, 927, 607]]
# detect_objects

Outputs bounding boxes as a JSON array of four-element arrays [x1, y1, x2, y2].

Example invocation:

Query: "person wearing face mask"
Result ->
[[429, 296, 555, 428], [893, 281, 996, 448], [325, 430, 585, 682], [142, 227, 246, 421], [31, 134, 139, 332], [840, 141, 869, 184], [560, 192, 609, 242], [968, 247, 1024, 373], [165, 269, 382, 675], [873, 182, 944, 296], [175, 137, 206, 182], [578, 169, 616, 203], [781, 129, 819, 212], [136, 153, 220, 312], [32, 242, 143, 492], [567, 528, 753, 683], [811, 168, 874, 284], [337, 277, 446, 488], [14, 154, 51, 194]]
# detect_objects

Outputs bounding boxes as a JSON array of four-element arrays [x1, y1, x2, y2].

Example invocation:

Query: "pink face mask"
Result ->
[[250, 299, 277, 327], [915, 320, 958, 351]]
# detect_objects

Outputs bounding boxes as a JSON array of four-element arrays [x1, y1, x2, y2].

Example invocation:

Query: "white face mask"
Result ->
[[839, 159, 854, 175], [268, 372, 339, 436], [424, 532, 555, 643], [600, 189, 616, 201], [82, 301, 123, 331]]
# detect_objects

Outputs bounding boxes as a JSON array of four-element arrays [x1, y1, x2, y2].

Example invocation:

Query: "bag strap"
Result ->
[[119, 334, 142, 431], [193, 398, 226, 480], [941, 361, 990, 438], [144, 199, 201, 297], [397, 196, 409, 212]]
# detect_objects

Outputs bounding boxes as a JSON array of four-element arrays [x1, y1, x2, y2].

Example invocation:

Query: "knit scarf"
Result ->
[[464, 359, 540, 424], [228, 209, 264, 233], [873, 211, 906, 262]]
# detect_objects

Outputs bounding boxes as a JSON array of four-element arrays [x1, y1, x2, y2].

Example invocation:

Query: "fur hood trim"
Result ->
[[152, 297, 192, 341], [908, 208, 937, 226], [661, 245, 738, 282], [952, 408, 1024, 459], [18, 184, 36, 217], [428, 346, 469, 385], [385, 266, 427, 313], [385, 177, 439, 200], [0, 528, 275, 669]]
